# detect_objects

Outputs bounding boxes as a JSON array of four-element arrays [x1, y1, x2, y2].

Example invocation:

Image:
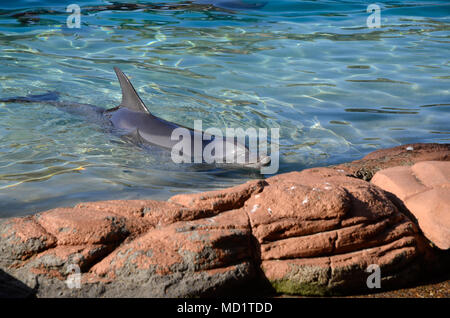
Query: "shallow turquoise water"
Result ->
[[0, 0, 449, 217]]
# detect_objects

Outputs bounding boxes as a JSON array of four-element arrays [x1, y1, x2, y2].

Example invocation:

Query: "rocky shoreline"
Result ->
[[0, 143, 448, 298]]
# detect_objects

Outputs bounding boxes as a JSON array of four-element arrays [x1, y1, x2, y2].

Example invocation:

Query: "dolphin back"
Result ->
[[113, 67, 152, 115]]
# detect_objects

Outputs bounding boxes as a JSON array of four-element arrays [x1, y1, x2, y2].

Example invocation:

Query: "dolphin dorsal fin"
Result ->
[[114, 67, 151, 114]]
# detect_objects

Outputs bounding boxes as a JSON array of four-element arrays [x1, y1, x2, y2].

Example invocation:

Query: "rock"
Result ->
[[245, 168, 427, 295], [334, 143, 449, 181], [169, 179, 266, 211], [36, 208, 130, 245], [0, 216, 56, 263], [372, 161, 450, 250], [89, 208, 255, 297], [0, 144, 448, 297], [0, 269, 35, 298], [0, 181, 264, 297]]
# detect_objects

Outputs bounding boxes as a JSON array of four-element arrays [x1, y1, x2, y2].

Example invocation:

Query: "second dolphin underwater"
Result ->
[[2, 67, 272, 170]]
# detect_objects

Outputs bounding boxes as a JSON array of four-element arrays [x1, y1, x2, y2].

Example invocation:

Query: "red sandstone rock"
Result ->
[[262, 235, 419, 295], [1, 168, 428, 297], [369, 166, 428, 201], [334, 143, 450, 181], [36, 208, 130, 245], [91, 209, 252, 279], [169, 179, 266, 211], [0, 216, 56, 261], [0, 143, 448, 297], [372, 161, 450, 250], [243, 167, 425, 295], [411, 161, 450, 188]]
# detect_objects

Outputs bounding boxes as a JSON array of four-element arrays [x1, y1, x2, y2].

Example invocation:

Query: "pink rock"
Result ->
[[411, 161, 450, 188], [406, 188, 450, 250], [262, 236, 419, 295], [91, 209, 252, 278], [370, 166, 428, 200], [169, 179, 266, 212], [0, 216, 56, 261], [372, 161, 450, 250], [244, 167, 425, 295], [36, 208, 130, 245]]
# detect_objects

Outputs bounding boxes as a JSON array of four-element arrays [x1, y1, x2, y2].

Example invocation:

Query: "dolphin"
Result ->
[[106, 67, 271, 168], [0, 67, 271, 169]]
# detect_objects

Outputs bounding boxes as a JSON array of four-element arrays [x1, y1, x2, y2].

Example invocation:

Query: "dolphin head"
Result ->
[[216, 138, 271, 169], [245, 154, 271, 169]]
